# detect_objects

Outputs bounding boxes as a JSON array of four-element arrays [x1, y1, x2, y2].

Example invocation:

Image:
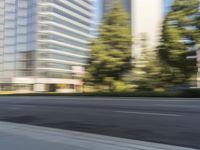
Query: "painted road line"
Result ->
[[115, 111, 182, 117]]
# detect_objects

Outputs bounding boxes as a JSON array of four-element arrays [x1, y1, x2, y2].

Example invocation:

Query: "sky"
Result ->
[[164, 0, 173, 14], [93, 0, 102, 24]]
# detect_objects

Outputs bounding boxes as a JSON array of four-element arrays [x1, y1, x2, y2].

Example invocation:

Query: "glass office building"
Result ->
[[0, 0, 94, 92]]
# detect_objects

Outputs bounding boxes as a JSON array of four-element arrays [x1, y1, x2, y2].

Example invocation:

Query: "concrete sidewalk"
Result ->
[[0, 121, 197, 150]]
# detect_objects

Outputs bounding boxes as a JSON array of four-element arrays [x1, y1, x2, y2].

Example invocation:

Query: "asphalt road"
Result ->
[[0, 96, 200, 149]]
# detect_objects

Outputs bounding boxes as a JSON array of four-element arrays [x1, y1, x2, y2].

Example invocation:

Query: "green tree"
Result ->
[[195, 10, 200, 43], [158, 0, 200, 87], [85, 2, 132, 91], [132, 34, 151, 90], [131, 34, 165, 91]]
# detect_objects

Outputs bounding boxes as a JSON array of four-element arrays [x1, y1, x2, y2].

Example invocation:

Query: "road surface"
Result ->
[[0, 96, 199, 149]]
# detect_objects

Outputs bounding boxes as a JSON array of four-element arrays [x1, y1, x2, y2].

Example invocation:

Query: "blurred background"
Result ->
[[0, 0, 199, 93]]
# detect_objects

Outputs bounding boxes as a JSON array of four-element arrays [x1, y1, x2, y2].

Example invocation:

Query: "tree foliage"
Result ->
[[196, 9, 200, 43], [131, 34, 165, 91], [158, 0, 200, 86], [85, 2, 132, 91]]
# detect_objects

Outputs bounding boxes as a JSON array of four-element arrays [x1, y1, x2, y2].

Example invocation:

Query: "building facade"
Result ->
[[0, 0, 94, 92], [132, 0, 163, 59], [197, 46, 200, 88]]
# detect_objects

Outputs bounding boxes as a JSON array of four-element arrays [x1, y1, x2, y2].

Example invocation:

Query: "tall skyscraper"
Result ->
[[0, 0, 94, 92], [102, 0, 163, 59], [197, 47, 200, 88], [132, 0, 163, 58]]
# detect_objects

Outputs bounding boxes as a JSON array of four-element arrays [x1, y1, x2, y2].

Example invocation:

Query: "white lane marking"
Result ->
[[115, 111, 182, 117]]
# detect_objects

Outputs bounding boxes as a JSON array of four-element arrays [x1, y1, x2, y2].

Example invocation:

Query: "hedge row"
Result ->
[[1, 89, 200, 97]]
